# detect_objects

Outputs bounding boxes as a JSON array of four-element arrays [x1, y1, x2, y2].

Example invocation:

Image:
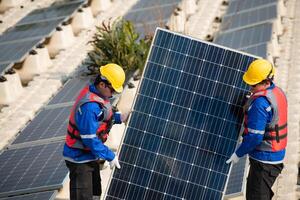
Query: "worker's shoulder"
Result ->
[[80, 101, 102, 112], [251, 96, 271, 109]]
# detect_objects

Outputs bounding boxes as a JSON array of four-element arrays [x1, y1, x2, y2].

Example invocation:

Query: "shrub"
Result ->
[[87, 18, 152, 75]]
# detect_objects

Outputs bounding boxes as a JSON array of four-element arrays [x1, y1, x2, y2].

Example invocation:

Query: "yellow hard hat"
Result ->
[[243, 59, 275, 85], [100, 63, 125, 93]]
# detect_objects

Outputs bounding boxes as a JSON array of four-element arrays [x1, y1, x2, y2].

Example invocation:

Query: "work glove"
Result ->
[[226, 153, 240, 164], [109, 156, 121, 169]]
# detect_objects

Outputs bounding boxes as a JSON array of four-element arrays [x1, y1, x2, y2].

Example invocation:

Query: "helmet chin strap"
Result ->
[[266, 65, 274, 80]]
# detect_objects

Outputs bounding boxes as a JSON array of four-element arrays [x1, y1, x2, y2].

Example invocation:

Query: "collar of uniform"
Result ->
[[251, 82, 275, 98], [267, 82, 275, 90], [89, 84, 107, 100]]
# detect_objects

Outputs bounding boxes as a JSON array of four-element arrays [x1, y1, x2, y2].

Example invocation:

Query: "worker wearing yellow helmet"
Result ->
[[63, 63, 128, 200], [226, 59, 287, 200]]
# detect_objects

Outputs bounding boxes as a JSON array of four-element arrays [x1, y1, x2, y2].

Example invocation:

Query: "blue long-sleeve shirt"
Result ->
[[236, 84, 285, 164], [63, 85, 122, 163]]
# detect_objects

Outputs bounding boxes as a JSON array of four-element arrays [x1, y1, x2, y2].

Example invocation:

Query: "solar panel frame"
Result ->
[[0, 190, 58, 200], [221, 3, 277, 31], [104, 28, 258, 199], [0, 142, 67, 198]]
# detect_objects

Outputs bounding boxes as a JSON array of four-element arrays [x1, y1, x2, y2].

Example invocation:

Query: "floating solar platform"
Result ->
[[16, 0, 85, 25], [221, 3, 277, 32], [0, 142, 67, 198], [12, 105, 71, 145], [104, 28, 257, 199], [0, 190, 57, 200], [48, 76, 91, 105], [0, 0, 85, 74], [226, 0, 277, 14], [214, 22, 273, 50]]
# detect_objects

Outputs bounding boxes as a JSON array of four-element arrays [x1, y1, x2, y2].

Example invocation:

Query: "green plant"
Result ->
[[87, 18, 152, 75]]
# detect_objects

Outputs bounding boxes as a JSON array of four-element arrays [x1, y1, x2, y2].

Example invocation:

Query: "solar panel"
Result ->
[[0, 141, 67, 198], [239, 43, 268, 58], [130, 0, 177, 10], [0, 190, 57, 200], [0, 39, 41, 64], [124, 0, 180, 36], [0, 19, 63, 44], [226, 0, 277, 14], [48, 77, 91, 105], [16, 1, 85, 26], [12, 105, 71, 144], [225, 156, 248, 197], [104, 28, 257, 199], [125, 3, 178, 23], [214, 22, 273, 50], [221, 3, 277, 31]]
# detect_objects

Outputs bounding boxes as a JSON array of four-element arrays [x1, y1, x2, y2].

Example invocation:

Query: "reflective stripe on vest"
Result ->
[[243, 86, 288, 152], [65, 86, 113, 150]]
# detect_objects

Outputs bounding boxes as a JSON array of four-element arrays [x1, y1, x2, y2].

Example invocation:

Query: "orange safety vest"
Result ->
[[243, 86, 287, 152], [65, 86, 113, 151]]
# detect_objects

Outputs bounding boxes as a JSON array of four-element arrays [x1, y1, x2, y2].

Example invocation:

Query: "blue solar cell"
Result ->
[[105, 28, 257, 199], [0, 142, 67, 198], [221, 3, 277, 31], [227, 0, 277, 14], [0, 190, 57, 200], [214, 22, 273, 49]]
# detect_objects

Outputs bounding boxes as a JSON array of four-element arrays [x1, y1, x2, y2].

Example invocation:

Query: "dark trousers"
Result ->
[[246, 158, 283, 200], [65, 160, 101, 200]]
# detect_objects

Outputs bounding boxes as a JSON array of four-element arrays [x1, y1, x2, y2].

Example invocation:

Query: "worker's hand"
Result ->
[[226, 153, 239, 164], [109, 156, 121, 169]]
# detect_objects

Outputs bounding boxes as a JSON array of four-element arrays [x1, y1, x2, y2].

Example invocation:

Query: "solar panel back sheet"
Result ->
[[105, 28, 257, 199]]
